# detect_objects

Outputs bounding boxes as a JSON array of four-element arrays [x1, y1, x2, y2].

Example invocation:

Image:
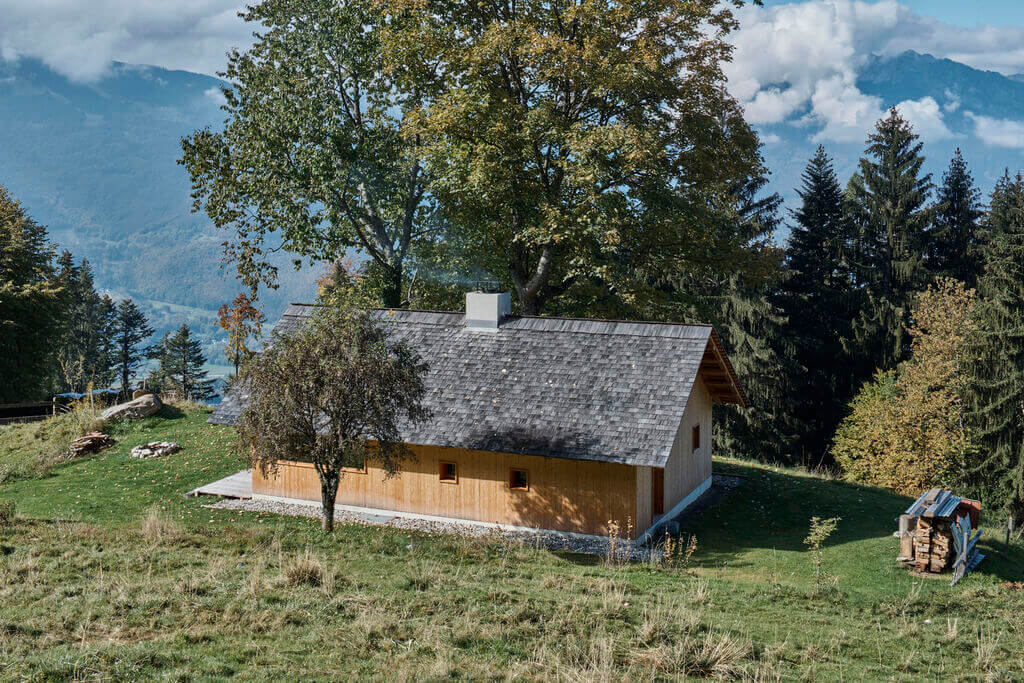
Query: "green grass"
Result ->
[[2, 407, 1024, 679]]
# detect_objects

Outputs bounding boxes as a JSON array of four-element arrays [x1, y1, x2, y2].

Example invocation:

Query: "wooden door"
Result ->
[[652, 467, 664, 516]]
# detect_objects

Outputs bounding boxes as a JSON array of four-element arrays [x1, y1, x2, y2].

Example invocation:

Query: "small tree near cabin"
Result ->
[[217, 292, 264, 376], [236, 303, 430, 532]]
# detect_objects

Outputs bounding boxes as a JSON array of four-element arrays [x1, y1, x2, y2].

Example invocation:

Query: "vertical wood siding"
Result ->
[[662, 376, 713, 512], [634, 466, 653, 533], [253, 445, 639, 537]]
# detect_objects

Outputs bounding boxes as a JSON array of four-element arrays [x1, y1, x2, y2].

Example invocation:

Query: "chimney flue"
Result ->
[[465, 291, 511, 331]]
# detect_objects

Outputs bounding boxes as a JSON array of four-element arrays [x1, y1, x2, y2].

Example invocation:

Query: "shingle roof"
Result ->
[[209, 304, 744, 468]]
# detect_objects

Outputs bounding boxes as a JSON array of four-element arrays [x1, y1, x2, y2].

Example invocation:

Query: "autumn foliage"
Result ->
[[831, 279, 979, 494]]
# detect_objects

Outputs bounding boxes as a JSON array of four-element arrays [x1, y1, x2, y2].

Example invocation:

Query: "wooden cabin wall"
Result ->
[[634, 466, 653, 533], [662, 375, 713, 513], [253, 445, 639, 537]]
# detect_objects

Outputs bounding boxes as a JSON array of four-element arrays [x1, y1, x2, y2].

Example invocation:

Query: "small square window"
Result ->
[[342, 458, 366, 474], [509, 469, 529, 490], [692, 424, 701, 452], [439, 461, 457, 483]]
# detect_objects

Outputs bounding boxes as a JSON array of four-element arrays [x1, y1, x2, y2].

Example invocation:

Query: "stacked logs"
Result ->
[[913, 517, 953, 574], [69, 432, 114, 457]]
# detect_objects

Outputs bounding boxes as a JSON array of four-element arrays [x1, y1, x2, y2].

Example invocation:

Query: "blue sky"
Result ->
[[762, 0, 1024, 27]]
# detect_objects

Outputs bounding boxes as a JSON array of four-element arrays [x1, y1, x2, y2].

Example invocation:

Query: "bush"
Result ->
[[831, 280, 977, 493]]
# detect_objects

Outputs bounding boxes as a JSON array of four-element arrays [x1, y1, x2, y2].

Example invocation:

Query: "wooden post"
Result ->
[[1007, 516, 1015, 546]]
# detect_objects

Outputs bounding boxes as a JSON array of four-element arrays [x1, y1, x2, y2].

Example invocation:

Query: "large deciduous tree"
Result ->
[[0, 185, 63, 402], [237, 303, 430, 532], [846, 108, 934, 374], [180, 0, 440, 309], [385, 0, 773, 315]]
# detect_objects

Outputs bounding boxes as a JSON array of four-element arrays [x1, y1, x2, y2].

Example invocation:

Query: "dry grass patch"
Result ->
[[138, 507, 184, 543]]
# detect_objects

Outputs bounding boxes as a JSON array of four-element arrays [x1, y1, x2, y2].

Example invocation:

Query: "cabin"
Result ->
[[209, 291, 746, 540]]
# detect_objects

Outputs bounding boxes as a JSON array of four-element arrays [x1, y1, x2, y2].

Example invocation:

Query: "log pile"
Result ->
[[897, 488, 985, 586], [69, 432, 114, 457]]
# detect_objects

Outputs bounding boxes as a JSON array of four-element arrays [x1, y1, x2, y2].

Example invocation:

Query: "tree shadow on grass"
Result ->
[[155, 404, 187, 420], [675, 459, 1024, 584]]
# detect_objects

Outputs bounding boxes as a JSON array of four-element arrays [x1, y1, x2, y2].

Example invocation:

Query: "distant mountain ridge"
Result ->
[[1, 51, 1023, 346], [0, 58, 317, 360], [758, 50, 1024, 217]]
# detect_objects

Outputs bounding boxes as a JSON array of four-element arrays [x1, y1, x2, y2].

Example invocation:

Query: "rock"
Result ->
[[131, 441, 181, 459], [101, 393, 162, 422], [69, 432, 114, 457], [132, 389, 153, 399]]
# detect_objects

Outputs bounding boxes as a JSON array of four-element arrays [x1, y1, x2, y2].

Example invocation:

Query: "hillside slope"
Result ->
[[2, 408, 1024, 678]]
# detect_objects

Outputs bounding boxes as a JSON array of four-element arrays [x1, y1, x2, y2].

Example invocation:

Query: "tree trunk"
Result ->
[[381, 264, 402, 309], [320, 472, 339, 533]]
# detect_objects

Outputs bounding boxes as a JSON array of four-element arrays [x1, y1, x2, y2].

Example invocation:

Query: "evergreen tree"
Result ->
[[778, 147, 860, 464], [0, 185, 63, 401], [846, 108, 934, 374], [111, 298, 153, 397], [53, 255, 117, 393], [149, 324, 217, 402], [929, 149, 984, 286], [703, 173, 804, 464], [966, 172, 1024, 518]]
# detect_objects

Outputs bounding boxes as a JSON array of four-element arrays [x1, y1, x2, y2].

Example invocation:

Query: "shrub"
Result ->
[[804, 516, 840, 594], [831, 280, 978, 493]]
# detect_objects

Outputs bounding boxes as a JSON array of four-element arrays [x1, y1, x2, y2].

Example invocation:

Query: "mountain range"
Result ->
[[758, 50, 1024, 211], [1, 51, 1023, 359]]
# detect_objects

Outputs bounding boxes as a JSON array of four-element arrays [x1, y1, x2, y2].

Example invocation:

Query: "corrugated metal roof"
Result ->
[[209, 304, 742, 467]]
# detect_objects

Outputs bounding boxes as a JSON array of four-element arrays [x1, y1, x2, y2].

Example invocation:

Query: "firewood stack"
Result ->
[[897, 488, 985, 585], [68, 432, 114, 457]]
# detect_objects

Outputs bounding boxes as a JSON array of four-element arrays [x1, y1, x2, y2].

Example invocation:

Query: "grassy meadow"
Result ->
[[2, 405, 1024, 679]]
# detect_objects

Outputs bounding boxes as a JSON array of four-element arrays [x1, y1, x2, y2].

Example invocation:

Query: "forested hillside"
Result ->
[[0, 58, 318, 359]]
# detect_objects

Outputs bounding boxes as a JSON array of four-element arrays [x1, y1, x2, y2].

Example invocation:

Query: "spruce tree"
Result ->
[[112, 298, 153, 398], [779, 146, 859, 464], [847, 108, 934, 374], [929, 149, 983, 286], [0, 185, 63, 401], [966, 172, 1024, 517], [706, 174, 804, 464], [53, 255, 117, 393], [149, 324, 217, 402]]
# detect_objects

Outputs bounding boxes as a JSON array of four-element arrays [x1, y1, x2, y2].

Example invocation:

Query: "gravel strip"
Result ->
[[206, 473, 742, 561]]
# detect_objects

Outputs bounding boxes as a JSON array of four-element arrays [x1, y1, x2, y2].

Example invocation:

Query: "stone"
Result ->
[[131, 441, 181, 459], [101, 393, 162, 422]]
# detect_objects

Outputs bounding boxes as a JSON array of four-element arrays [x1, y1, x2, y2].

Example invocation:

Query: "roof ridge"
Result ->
[[286, 303, 714, 329]]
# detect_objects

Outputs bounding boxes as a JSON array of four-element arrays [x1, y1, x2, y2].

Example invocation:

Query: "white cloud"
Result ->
[[204, 87, 226, 106], [967, 114, 1024, 149], [894, 97, 956, 141], [726, 0, 1024, 144], [760, 133, 782, 145], [0, 0, 250, 82]]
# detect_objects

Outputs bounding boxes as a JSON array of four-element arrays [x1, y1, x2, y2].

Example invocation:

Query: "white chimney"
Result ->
[[465, 291, 511, 331]]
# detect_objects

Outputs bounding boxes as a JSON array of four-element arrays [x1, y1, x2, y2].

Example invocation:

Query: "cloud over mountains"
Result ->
[[726, 0, 1024, 146], [0, 0, 250, 82]]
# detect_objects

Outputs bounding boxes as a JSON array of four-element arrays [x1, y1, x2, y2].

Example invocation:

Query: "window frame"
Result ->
[[508, 468, 530, 491], [438, 461, 458, 484], [341, 458, 367, 474]]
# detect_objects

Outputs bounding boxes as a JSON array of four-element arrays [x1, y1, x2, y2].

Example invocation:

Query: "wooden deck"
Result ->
[[187, 470, 252, 499]]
